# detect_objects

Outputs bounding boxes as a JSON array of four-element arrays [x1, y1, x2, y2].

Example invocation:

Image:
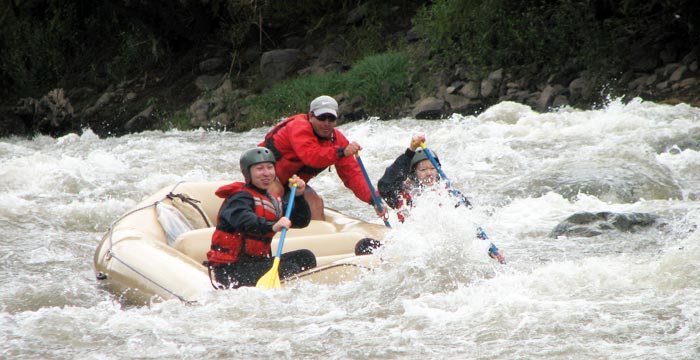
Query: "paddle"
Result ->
[[256, 182, 298, 289], [355, 153, 391, 228], [420, 143, 506, 264]]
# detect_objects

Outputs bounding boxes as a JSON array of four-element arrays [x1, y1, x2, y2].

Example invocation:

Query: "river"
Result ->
[[1, 99, 699, 359]]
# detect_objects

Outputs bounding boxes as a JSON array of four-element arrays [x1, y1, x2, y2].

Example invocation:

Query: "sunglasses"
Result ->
[[315, 114, 337, 122]]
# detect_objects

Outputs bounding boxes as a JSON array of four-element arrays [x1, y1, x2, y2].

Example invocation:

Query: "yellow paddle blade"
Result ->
[[256, 257, 281, 289]]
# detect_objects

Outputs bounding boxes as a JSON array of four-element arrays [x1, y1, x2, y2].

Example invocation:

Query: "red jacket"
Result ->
[[259, 114, 373, 204]]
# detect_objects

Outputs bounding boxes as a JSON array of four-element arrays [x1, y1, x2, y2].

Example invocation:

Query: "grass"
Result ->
[[234, 51, 410, 130]]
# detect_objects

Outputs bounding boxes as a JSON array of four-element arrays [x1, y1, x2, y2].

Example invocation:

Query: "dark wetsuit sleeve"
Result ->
[[378, 148, 415, 209], [217, 192, 274, 234], [288, 193, 311, 228]]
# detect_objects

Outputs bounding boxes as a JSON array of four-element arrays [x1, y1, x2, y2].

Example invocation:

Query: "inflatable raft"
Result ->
[[93, 181, 387, 305]]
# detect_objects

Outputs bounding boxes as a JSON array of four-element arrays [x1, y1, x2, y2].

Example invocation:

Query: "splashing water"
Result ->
[[1, 99, 699, 359]]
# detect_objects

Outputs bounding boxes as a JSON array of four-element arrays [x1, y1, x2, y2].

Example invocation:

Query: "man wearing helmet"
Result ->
[[378, 134, 471, 223], [260, 95, 387, 220], [206, 147, 316, 289]]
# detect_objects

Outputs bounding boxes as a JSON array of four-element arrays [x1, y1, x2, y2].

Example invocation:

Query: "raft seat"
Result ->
[[172, 228, 215, 264], [173, 221, 364, 267]]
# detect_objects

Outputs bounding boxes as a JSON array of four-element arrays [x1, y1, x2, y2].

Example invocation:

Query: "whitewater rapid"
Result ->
[[1, 99, 699, 359]]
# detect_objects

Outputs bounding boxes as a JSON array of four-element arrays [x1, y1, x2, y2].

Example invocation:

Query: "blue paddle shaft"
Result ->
[[422, 145, 504, 262], [356, 154, 391, 228], [489, 243, 501, 257], [421, 147, 465, 206], [274, 185, 297, 258]]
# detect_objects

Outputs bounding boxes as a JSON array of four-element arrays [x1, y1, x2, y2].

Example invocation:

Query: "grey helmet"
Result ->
[[240, 147, 276, 182], [410, 149, 440, 171]]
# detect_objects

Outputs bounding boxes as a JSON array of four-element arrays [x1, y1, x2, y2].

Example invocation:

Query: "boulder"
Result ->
[[189, 99, 213, 127], [536, 84, 566, 112], [125, 105, 156, 133], [481, 78, 495, 98], [82, 90, 116, 117], [194, 74, 224, 91], [549, 211, 659, 238], [459, 81, 480, 99], [569, 78, 586, 100], [199, 58, 225, 74], [445, 94, 480, 113], [669, 65, 687, 82], [260, 49, 303, 87], [552, 95, 569, 108], [411, 97, 446, 119], [13, 89, 75, 135]]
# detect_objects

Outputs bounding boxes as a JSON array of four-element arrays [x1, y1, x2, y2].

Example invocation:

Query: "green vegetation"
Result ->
[[2, 0, 699, 136], [105, 24, 166, 82], [0, 1, 165, 94], [413, 0, 600, 74], [237, 73, 344, 130], [346, 52, 410, 110], [164, 110, 191, 131], [0, 3, 79, 94], [412, 0, 699, 78], [237, 52, 410, 130]]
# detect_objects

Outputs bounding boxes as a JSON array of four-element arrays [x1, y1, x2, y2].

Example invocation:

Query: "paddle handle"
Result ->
[[273, 184, 297, 258], [478, 226, 505, 263], [355, 154, 391, 228]]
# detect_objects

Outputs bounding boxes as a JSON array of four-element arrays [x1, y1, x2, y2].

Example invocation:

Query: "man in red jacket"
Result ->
[[260, 95, 386, 220]]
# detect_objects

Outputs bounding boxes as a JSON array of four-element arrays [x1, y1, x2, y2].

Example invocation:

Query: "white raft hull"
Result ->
[[93, 181, 387, 305]]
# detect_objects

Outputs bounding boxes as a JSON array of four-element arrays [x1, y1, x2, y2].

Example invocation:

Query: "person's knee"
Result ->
[[304, 187, 325, 220], [355, 238, 382, 255], [280, 249, 316, 278], [297, 249, 317, 270], [304, 187, 321, 203]]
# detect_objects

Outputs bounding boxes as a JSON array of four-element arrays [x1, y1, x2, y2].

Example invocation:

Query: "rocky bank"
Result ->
[[2, 9, 699, 139]]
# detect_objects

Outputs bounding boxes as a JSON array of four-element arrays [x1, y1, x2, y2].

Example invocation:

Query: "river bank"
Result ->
[[2, 2, 699, 138]]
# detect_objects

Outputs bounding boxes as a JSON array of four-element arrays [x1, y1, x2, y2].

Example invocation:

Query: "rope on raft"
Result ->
[[103, 181, 198, 305]]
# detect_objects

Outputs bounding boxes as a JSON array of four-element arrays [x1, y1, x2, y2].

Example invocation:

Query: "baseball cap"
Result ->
[[309, 95, 338, 117]]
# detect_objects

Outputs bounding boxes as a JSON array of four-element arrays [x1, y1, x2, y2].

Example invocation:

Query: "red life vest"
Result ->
[[206, 182, 282, 264], [396, 179, 416, 223]]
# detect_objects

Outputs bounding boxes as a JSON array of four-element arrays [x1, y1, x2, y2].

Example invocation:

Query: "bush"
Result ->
[[0, 4, 79, 96], [105, 23, 166, 82], [237, 51, 410, 130], [413, 0, 699, 81], [0, 2, 166, 96], [345, 52, 410, 111], [238, 73, 344, 129], [413, 0, 608, 75]]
